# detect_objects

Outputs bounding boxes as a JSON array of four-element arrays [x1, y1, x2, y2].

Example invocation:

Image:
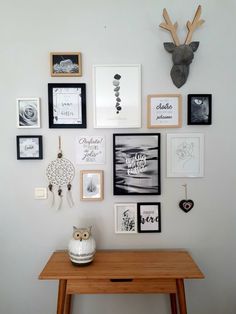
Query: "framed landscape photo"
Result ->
[[114, 203, 137, 234], [147, 94, 182, 128], [167, 133, 204, 177], [113, 133, 161, 195], [48, 83, 86, 128], [80, 170, 104, 201], [93, 64, 141, 128], [16, 135, 43, 160], [16, 98, 40, 128], [188, 94, 212, 125], [50, 52, 82, 77], [137, 202, 161, 233]]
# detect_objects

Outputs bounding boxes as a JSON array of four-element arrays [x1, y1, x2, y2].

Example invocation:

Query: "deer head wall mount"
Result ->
[[160, 5, 205, 88]]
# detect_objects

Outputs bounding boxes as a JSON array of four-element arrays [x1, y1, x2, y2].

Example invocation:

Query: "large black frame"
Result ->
[[137, 202, 161, 233], [16, 135, 43, 160], [48, 83, 86, 128], [113, 133, 161, 195], [187, 94, 212, 125]]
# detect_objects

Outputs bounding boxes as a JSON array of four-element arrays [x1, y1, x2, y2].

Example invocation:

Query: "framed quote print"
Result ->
[[147, 94, 182, 128], [16, 135, 43, 160], [93, 64, 141, 128], [48, 83, 86, 128], [137, 202, 161, 233], [113, 133, 161, 195], [76, 136, 105, 164]]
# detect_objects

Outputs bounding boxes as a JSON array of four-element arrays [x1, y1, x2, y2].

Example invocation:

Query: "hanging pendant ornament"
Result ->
[[179, 184, 194, 213], [46, 136, 75, 210]]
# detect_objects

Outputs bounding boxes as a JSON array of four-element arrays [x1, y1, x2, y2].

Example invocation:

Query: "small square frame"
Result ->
[[80, 170, 104, 201], [16, 135, 43, 160], [114, 203, 137, 234], [137, 202, 161, 233], [188, 94, 212, 125], [50, 52, 82, 77], [16, 98, 40, 128]]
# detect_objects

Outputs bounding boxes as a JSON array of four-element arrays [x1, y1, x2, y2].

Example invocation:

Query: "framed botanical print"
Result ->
[[113, 133, 161, 195], [80, 170, 104, 201], [93, 64, 141, 128], [137, 202, 161, 233], [16, 98, 40, 128], [188, 94, 212, 125], [50, 52, 82, 77], [16, 135, 43, 160], [48, 83, 86, 128], [147, 94, 182, 128], [114, 203, 137, 234], [167, 133, 204, 177]]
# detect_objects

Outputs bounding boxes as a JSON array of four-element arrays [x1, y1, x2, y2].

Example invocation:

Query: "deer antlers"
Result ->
[[160, 8, 180, 46]]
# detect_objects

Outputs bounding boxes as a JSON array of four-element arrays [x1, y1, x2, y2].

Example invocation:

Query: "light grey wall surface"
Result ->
[[0, 0, 236, 313]]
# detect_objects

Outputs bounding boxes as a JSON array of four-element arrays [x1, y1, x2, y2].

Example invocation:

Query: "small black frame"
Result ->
[[137, 202, 161, 233], [113, 133, 161, 195], [16, 135, 43, 160], [188, 94, 212, 125], [48, 83, 86, 128]]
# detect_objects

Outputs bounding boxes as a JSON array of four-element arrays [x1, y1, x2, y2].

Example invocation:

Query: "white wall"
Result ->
[[1, 0, 236, 313]]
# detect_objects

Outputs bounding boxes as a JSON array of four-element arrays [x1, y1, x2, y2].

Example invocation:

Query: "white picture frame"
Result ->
[[114, 203, 137, 234], [93, 64, 141, 128], [76, 136, 105, 164], [16, 98, 40, 128], [80, 170, 104, 201], [167, 133, 204, 177]]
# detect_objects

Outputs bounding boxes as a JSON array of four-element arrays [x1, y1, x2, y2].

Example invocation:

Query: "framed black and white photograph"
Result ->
[[147, 94, 182, 128], [16, 98, 40, 128], [188, 94, 212, 125], [93, 64, 141, 128], [137, 202, 161, 233], [16, 135, 43, 160], [113, 133, 161, 195], [50, 52, 82, 77], [80, 170, 104, 201], [76, 136, 105, 164], [114, 203, 137, 234], [48, 83, 86, 128]]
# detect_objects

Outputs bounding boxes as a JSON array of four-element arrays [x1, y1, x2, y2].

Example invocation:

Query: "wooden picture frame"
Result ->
[[16, 135, 43, 160], [188, 94, 212, 125], [50, 52, 82, 77], [114, 203, 137, 234], [80, 170, 104, 201], [147, 94, 182, 128], [137, 202, 161, 233], [16, 98, 41, 128]]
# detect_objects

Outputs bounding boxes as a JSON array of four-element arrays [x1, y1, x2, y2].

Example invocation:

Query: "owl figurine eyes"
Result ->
[[73, 226, 91, 241]]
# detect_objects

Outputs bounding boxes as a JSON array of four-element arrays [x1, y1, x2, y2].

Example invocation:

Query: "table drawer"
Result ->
[[66, 278, 176, 294]]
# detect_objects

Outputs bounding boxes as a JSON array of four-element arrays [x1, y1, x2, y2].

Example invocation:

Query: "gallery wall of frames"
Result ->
[[16, 52, 212, 234]]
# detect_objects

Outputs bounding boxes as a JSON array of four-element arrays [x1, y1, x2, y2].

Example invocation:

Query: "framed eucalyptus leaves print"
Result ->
[[114, 203, 137, 234]]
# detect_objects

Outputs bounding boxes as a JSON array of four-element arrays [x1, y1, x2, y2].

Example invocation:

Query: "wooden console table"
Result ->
[[39, 250, 204, 314]]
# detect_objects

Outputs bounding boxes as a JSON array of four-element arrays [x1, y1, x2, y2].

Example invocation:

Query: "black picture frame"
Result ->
[[16, 135, 43, 160], [137, 202, 161, 233], [48, 83, 86, 128], [188, 94, 212, 125], [113, 133, 161, 195]]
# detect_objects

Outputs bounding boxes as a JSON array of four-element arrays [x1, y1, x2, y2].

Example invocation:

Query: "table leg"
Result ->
[[176, 279, 187, 314], [57, 279, 67, 314], [170, 293, 178, 314], [64, 294, 72, 314]]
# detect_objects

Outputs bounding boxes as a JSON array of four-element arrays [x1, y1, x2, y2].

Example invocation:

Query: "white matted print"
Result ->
[[167, 133, 204, 177], [16, 98, 40, 128], [80, 170, 104, 201], [114, 203, 137, 234], [93, 64, 141, 128], [76, 136, 105, 164], [147, 94, 181, 128]]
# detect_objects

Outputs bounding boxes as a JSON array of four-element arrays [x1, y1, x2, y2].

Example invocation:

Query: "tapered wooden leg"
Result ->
[[170, 293, 178, 314], [57, 280, 67, 314], [64, 294, 72, 314], [176, 279, 187, 314]]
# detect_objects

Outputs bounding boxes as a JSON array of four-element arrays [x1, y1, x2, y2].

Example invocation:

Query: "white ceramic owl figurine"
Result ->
[[68, 226, 96, 265]]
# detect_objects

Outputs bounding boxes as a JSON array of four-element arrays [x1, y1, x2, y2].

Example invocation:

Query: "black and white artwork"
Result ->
[[113, 133, 161, 195], [50, 52, 82, 76], [137, 202, 161, 233], [188, 94, 212, 125], [16, 135, 43, 160], [114, 203, 137, 234], [76, 136, 105, 164], [80, 170, 104, 201], [16, 98, 40, 128]]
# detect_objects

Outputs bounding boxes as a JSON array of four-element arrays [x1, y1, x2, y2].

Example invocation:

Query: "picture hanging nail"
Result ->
[[179, 184, 194, 213]]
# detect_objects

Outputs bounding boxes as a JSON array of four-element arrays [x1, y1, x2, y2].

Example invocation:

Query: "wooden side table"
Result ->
[[39, 250, 204, 314]]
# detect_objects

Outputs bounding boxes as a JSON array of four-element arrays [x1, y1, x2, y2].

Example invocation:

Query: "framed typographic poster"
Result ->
[[76, 136, 105, 164], [137, 202, 161, 233]]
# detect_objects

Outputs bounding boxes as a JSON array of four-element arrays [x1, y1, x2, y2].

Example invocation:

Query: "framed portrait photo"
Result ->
[[48, 83, 86, 128], [167, 133, 204, 177], [137, 202, 161, 233], [50, 52, 82, 77], [188, 94, 212, 125], [113, 133, 161, 195], [93, 64, 141, 128], [16, 135, 43, 160], [80, 170, 104, 201], [16, 98, 40, 128], [114, 203, 137, 234], [147, 94, 182, 128]]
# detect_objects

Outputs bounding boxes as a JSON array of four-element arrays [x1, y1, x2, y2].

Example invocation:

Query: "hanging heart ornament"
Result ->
[[179, 200, 194, 213]]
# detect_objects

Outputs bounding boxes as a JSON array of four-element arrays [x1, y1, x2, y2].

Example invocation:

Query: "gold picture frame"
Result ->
[[50, 52, 82, 77], [80, 170, 104, 201]]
